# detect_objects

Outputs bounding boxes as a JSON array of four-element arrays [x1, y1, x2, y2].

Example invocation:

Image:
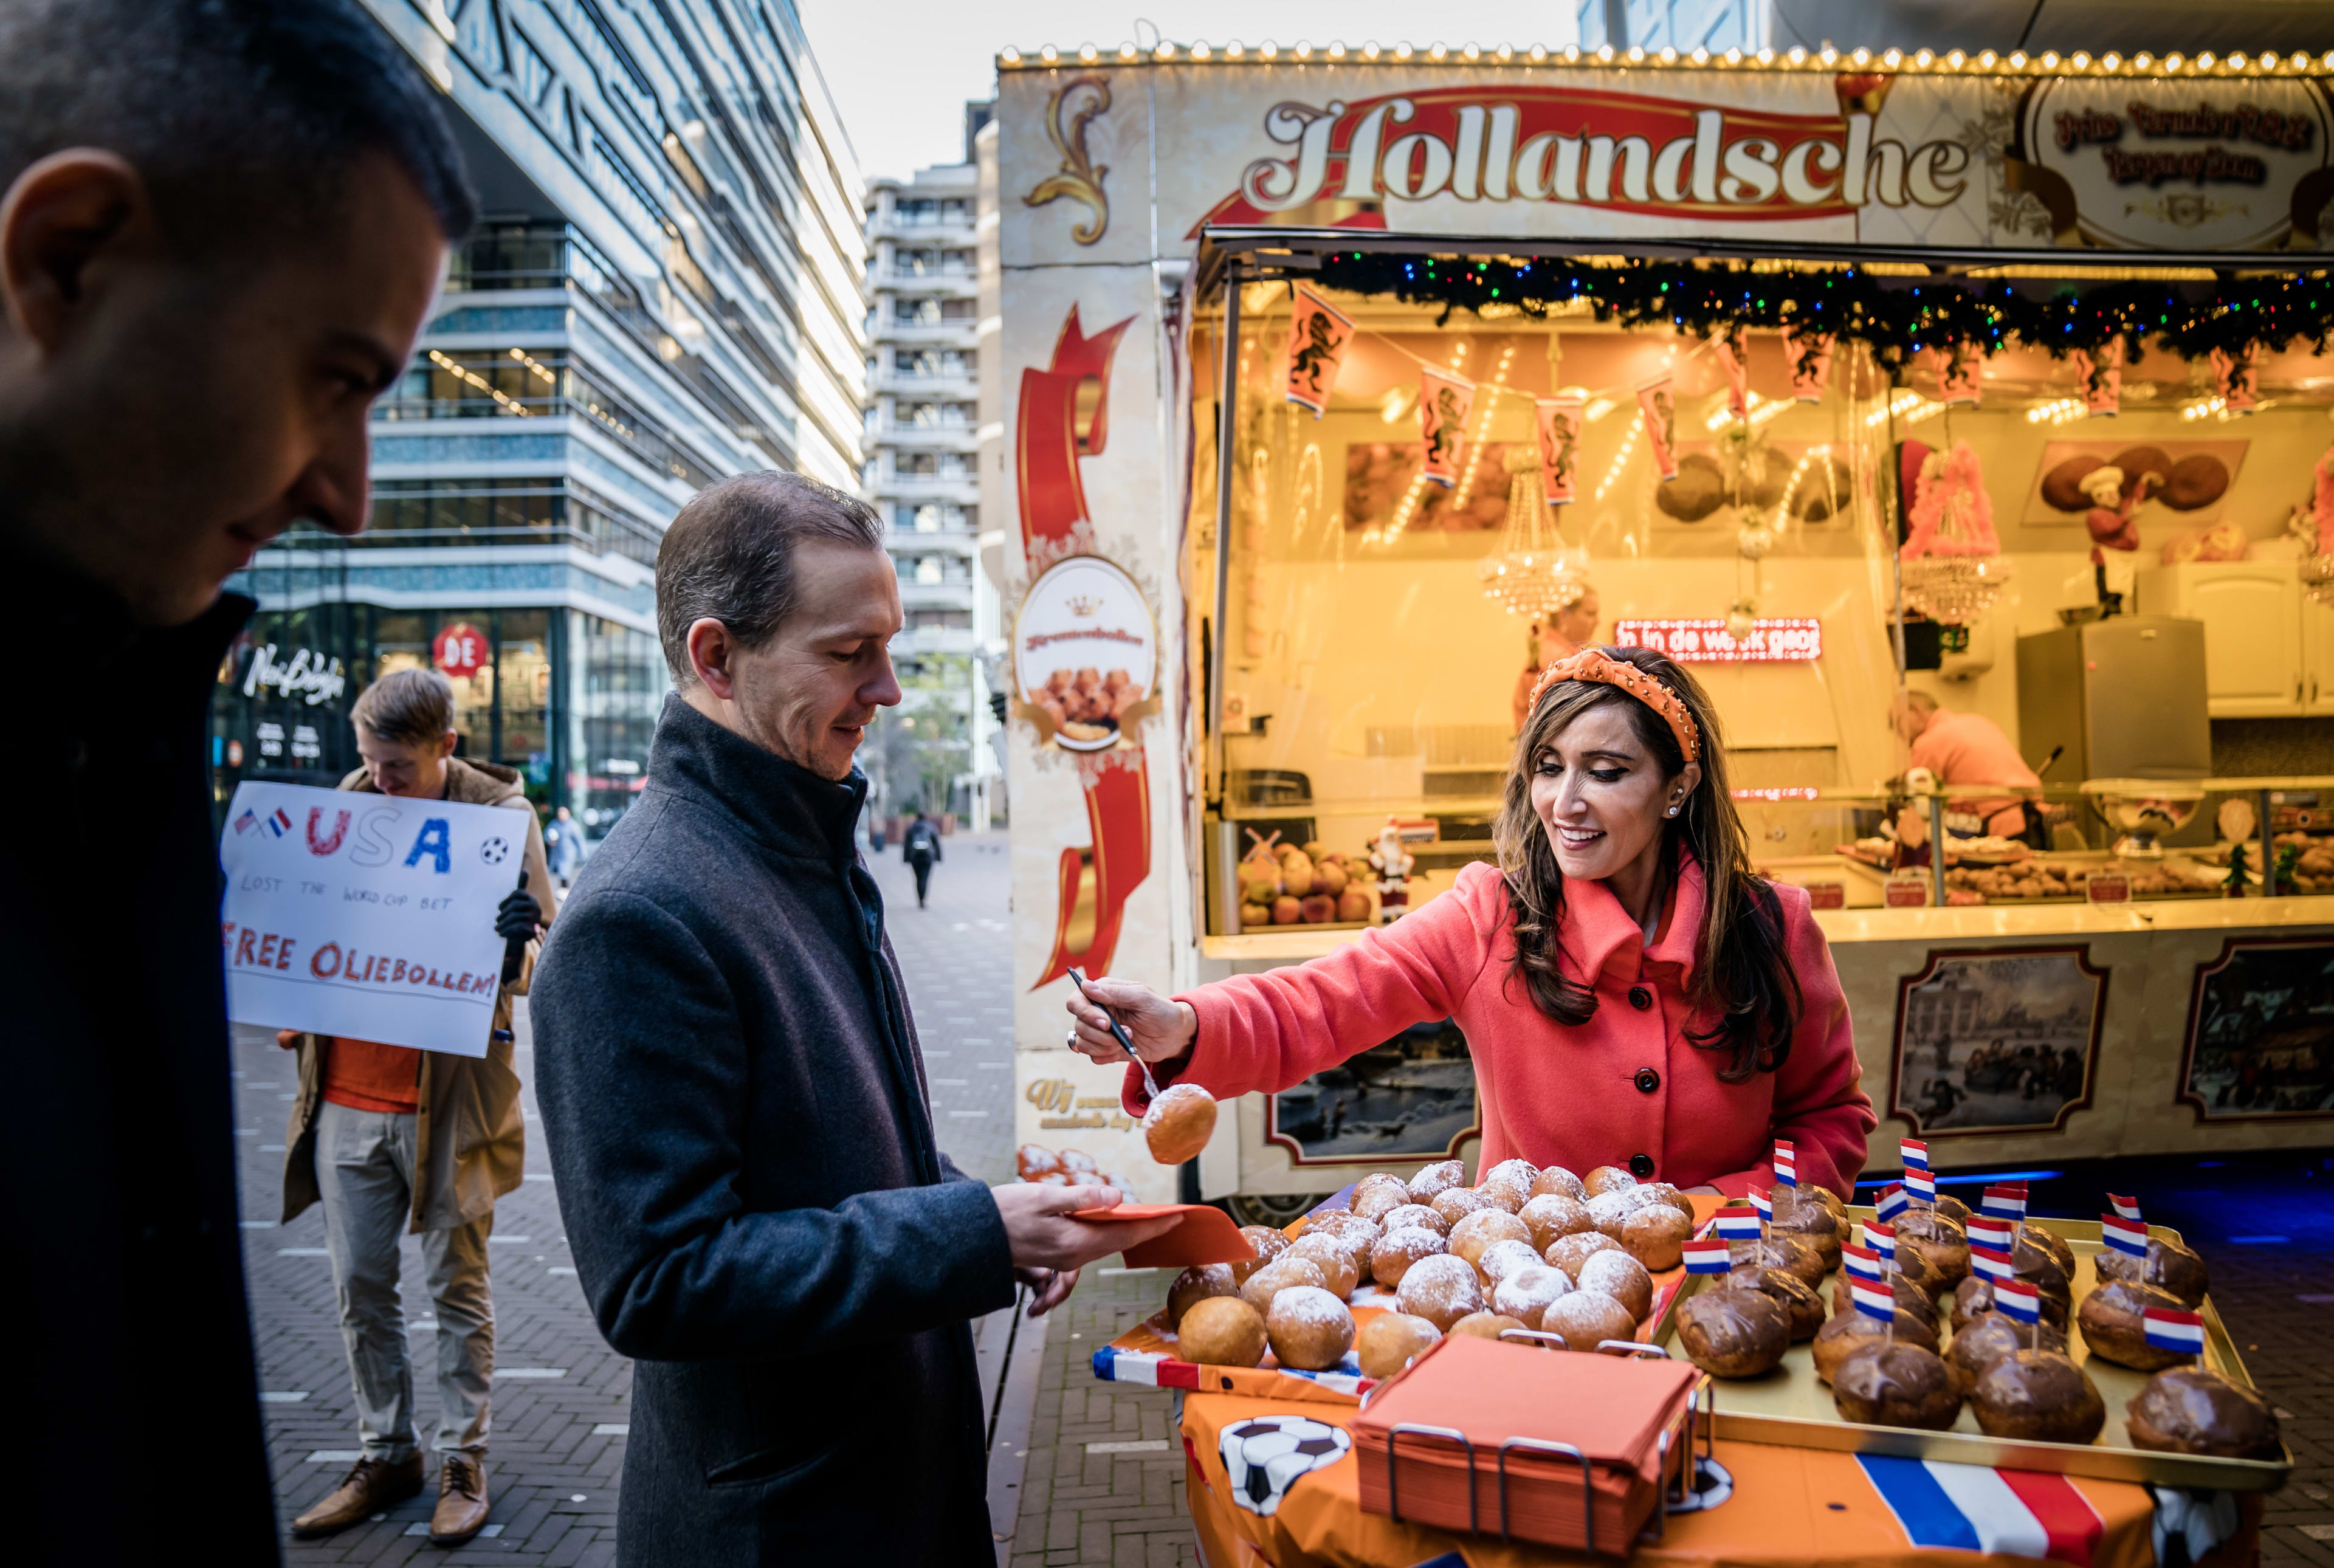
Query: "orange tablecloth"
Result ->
[[1177, 1391, 2260, 1568]]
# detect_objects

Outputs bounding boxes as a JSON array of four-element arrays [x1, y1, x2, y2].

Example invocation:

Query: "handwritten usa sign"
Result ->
[[219, 782, 524, 1057]]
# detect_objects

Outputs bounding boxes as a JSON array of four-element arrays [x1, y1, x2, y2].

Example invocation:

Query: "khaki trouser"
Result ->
[[315, 1100, 494, 1462]]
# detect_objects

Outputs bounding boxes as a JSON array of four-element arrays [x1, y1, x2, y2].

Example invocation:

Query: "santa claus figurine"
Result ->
[[2081, 463, 2158, 613], [1367, 820, 1416, 924]]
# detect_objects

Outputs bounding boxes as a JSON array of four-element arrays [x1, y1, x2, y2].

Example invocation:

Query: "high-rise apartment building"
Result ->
[[215, 0, 866, 845], [861, 103, 1001, 827]]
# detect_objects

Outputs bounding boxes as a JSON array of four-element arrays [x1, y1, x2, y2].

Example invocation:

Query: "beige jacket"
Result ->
[[280, 757, 554, 1233]]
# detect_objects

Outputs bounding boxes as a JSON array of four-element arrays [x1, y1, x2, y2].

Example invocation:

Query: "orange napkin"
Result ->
[[1070, 1203, 1254, 1268]]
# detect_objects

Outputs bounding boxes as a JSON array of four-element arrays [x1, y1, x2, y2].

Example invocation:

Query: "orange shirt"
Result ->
[[321, 1037, 424, 1114], [1909, 709, 2041, 837]]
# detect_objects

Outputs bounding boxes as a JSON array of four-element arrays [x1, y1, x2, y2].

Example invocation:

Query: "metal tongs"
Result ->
[[1067, 965, 1158, 1100]]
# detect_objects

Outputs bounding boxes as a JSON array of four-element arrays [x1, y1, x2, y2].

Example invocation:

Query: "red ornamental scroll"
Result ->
[[1536, 394, 1583, 506], [1418, 367, 1475, 487], [2211, 343, 2259, 412], [1637, 374, 1680, 481], [1781, 324, 1833, 403], [2074, 340, 2123, 417], [1935, 341, 1983, 408], [1282, 287, 1354, 416], [1712, 326, 1749, 421], [1015, 304, 1152, 988]]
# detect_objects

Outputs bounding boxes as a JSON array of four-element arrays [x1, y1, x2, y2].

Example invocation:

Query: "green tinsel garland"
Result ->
[[1307, 252, 2334, 370]]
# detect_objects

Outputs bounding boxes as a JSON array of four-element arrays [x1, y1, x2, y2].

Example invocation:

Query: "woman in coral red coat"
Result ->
[[1067, 645, 1876, 1198]]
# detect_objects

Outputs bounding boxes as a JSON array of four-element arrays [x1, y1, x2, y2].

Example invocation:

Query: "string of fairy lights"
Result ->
[[1301, 253, 2334, 368]]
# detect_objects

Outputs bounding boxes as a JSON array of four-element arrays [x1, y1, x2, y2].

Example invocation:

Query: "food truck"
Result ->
[[993, 41, 2334, 1214]]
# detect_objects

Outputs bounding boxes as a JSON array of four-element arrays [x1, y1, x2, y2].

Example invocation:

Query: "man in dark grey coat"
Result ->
[[531, 473, 1173, 1566]]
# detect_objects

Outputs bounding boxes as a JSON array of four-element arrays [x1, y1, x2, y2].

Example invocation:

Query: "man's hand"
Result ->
[[994, 1182, 1181, 1318], [275, 1029, 300, 1051], [1064, 975, 1197, 1068], [494, 887, 543, 943]]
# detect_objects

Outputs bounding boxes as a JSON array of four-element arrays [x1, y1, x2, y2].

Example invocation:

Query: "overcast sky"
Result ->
[[795, 0, 1584, 185]]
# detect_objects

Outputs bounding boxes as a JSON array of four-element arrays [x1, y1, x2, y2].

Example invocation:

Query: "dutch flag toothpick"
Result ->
[[1900, 1139, 1930, 1172], [1993, 1279, 2043, 1325], [1682, 1238, 1731, 1274], [1969, 1243, 2015, 1282], [1904, 1167, 1938, 1203], [1874, 1183, 1909, 1221], [2142, 1308, 2205, 1357], [1842, 1243, 1884, 1284], [1967, 1216, 2014, 1251], [1980, 1184, 2029, 1220], [1714, 1206, 1762, 1241], [1862, 1220, 1897, 1263], [2108, 1194, 2143, 1221], [1772, 1139, 1797, 1188], [1749, 1187, 1773, 1223], [1848, 1277, 1897, 1319], [2102, 1216, 2150, 1257]]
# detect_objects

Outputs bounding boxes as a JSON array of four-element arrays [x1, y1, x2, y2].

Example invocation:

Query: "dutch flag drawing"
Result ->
[[1749, 1186, 1773, 1222], [1967, 1216, 2015, 1252], [2101, 1216, 2150, 1257], [2108, 1194, 2143, 1221], [1713, 1206, 1762, 1240], [1970, 1243, 2016, 1282], [1862, 1220, 1896, 1262], [1855, 1454, 2105, 1567], [1682, 1238, 1731, 1274], [1994, 1279, 2043, 1325], [2142, 1308, 2205, 1357], [1842, 1243, 1885, 1284], [1981, 1184, 2029, 1220], [1874, 1183, 1909, 1221], [1904, 1167, 1938, 1202], [265, 807, 294, 837], [1772, 1139, 1797, 1188], [1900, 1138, 1930, 1172], [233, 808, 260, 835], [1849, 1277, 1898, 1318]]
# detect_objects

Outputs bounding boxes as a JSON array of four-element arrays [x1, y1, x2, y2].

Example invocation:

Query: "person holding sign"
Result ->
[[0, 4, 473, 1561], [1069, 645, 1876, 1200], [531, 474, 1176, 1566], [275, 670, 549, 1545]]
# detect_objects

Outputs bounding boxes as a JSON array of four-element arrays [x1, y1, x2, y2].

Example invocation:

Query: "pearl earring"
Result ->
[[1665, 805, 1679, 817]]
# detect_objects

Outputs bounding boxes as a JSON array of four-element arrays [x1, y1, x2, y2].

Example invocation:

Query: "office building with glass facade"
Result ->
[[216, 0, 865, 842]]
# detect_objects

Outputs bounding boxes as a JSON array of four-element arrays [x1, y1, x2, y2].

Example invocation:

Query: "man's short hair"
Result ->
[[353, 667, 456, 746], [656, 472, 885, 687], [0, 0, 476, 253]]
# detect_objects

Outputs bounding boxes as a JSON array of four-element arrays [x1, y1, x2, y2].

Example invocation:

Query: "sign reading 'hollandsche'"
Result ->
[[1613, 617, 1822, 662]]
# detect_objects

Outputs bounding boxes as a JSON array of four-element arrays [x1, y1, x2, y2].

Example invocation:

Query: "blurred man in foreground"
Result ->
[[0, 2, 472, 1557]]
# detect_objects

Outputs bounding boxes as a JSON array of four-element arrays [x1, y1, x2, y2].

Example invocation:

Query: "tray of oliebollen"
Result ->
[[1648, 1208, 2291, 1493]]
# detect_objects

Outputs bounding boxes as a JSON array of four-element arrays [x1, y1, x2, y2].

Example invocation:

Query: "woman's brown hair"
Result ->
[[1492, 645, 1800, 1082]]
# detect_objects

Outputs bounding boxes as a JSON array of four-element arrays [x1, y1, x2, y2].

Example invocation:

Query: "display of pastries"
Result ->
[[1831, 1341, 1963, 1431], [1675, 1288, 1789, 1378], [1971, 1350, 2105, 1444], [2126, 1367, 2283, 1460], [2078, 1279, 2198, 1372]]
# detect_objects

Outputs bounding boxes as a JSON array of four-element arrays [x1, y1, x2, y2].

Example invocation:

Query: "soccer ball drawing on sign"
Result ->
[[1219, 1417, 1351, 1518]]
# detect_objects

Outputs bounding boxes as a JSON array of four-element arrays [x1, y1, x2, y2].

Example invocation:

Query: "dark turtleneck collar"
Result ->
[[644, 692, 868, 864]]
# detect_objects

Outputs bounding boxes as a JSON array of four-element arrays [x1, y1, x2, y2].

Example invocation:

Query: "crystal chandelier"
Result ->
[[1899, 555, 2014, 624], [1478, 447, 1591, 617]]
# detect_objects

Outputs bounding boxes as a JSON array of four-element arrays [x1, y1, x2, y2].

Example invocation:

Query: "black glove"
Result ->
[[494, 887, 543, 941]]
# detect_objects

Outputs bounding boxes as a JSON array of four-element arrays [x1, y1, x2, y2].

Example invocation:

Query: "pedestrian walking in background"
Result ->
[[903, 808, 943, 907], [0, 4, 470, 1559], [531, 473, 1172, 1566], [545, 803, 583, 886], [277, 670, 550, 1544]]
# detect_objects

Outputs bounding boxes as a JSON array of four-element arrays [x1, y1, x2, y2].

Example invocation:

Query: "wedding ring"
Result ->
[[1066, 1027, 1078, 1047]]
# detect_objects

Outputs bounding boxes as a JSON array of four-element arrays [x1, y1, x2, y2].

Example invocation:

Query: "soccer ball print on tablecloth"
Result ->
[[1220, 1416, 1352, 1517]]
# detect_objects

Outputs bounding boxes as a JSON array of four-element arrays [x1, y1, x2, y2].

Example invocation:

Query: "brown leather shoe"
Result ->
[[292, 1453, 424, 1536], [430, 1454, 491, 1546]]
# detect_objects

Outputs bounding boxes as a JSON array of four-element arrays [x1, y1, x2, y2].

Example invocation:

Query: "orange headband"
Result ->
[[1524, 646, 1701, 763]]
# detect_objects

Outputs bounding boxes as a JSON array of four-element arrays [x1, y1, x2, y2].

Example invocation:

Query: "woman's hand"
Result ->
[[1064, 975, 1199, 1068]]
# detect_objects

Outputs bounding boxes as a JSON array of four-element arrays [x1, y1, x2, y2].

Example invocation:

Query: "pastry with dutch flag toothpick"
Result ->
[[2078, 1279, 2197, 1370], [1971, 1348, 2107, 1444], [1893, 1206, 1971, 1290], [1832, 1242, 1938, 1329], [1812, 1291, 1939, 1381], [1831, 1339, 1963, 1431], [2091, 1214, 2209, 1307], [1675, 1285, 1790, 1377], [2126, 1366, 2284, 1460], [1719, 1264, 1825, 1340], [1768, 1191, 1843, 1269], [1947, 1312, 2068, 1395]]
